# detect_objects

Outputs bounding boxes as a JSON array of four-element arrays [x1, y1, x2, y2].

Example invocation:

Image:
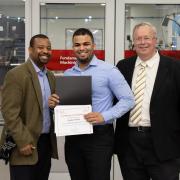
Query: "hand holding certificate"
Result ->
[[55, 105, 93, 136]]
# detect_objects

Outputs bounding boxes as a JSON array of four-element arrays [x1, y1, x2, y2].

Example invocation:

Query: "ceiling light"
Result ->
[[40, 2, 46, 6]]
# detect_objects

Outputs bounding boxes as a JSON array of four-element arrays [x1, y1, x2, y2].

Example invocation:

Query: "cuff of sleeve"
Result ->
[[101, 111, 113, 122]]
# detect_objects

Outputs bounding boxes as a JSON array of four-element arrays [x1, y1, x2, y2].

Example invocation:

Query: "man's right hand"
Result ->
[[48, 93, 60, 108], [19, 144, 36, 156]]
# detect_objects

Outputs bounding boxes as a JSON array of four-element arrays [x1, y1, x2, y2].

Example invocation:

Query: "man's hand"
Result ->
[[19, 144, 36, 156], [48, 94, 60, 108], [84, 112, 105, 124]]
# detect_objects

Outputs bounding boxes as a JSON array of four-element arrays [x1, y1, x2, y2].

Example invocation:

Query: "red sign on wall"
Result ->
[[125, 50, 180, 60], [46, 50, 105, 71], [47, 50, 180, 71]]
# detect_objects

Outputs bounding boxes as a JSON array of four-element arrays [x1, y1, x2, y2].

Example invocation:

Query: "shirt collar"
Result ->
[[72, 55, 98, 71], [136, 51, 159, 68], [30, 58, 47, 75]]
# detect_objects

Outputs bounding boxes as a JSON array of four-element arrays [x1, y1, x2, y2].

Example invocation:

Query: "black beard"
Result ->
[[77, 54, 94, 64]]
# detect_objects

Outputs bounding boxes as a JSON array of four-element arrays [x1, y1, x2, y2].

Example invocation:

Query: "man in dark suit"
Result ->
[[115, 22, 180, 180], [0, 34, 58, 180]]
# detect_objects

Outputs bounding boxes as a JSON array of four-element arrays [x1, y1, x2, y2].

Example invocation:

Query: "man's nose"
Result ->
[[140, 38, 146, 44], [42, 48, 50, 53], [79, 45, 85, 50]]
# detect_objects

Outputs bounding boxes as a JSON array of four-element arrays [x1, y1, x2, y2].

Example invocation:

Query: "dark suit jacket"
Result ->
[[115, 53, 180, 161], [0, 59, 58, 165]]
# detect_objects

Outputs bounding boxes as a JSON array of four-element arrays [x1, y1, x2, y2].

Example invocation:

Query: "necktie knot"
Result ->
[[140, 62, 147, 69]]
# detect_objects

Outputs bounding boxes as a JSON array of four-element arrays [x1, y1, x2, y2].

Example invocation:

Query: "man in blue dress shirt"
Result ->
[[48, 28, 134, 180]]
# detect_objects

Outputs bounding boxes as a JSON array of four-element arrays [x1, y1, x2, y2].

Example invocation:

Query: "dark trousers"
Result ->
[[10, 134, 51, 180], [117, 128, 179, 180], [65, 124, 114, 180]]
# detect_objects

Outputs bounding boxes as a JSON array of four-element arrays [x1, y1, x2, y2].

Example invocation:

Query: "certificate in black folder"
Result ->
[[56, 76, 92, 105]]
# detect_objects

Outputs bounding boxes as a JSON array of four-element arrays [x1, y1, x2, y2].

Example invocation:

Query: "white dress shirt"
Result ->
[[129, 52, 160, 127]]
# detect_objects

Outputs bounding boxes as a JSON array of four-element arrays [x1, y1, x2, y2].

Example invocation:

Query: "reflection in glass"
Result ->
[[0, 2, 25, 67], [40, 3, 105, 50], [125, 4, 180, 51], [0, 15, 25, 65], [0, 0, 25, 124], [65, 28, 103, 49]]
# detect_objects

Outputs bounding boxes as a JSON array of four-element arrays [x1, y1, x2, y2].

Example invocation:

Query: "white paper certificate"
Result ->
[[54, 105, 93, 136]]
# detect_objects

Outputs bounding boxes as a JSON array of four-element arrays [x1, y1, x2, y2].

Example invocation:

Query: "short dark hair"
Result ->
[[72, 28, 94, 43], [29, 34, 49, 47]]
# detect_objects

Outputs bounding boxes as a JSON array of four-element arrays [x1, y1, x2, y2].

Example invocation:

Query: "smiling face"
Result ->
[[28, 37, 52, 69], [72, 34, 95, 68], [133, 25, 157, 61]]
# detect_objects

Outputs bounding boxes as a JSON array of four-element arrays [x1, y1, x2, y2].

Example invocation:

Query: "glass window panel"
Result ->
[[65, 28, 103, 49], [0, 0, 25, 125], [40, 3, 105, 50], [125, 4, 180, 52], [40, 3, 105, 74]]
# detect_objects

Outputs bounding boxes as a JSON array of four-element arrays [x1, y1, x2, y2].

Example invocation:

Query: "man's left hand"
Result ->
[[84, 112, 104, 124]]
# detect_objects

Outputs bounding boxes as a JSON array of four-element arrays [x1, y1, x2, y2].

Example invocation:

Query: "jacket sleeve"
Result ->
[[1, 70, 33, 149]]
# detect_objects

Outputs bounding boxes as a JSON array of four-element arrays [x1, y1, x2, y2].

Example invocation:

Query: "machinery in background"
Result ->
[[0, 15, 25, 85]]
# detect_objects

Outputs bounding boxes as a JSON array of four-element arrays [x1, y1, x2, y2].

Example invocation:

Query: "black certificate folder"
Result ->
[[56, 76, 92, 105]]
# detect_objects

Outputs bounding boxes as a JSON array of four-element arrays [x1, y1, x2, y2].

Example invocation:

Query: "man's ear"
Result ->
[[93, 43, 96, 50], [28, 47, 32, 54]]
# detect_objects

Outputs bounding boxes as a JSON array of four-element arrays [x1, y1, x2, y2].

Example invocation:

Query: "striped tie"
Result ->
[[130, 62, 147, 124]]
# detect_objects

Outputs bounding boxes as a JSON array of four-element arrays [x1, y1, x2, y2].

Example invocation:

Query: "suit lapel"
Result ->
[[127, 55, 168, 104], [127, 57, 136, 88], [46, 71, 54, 93], [46, 70, 56, 131], [150, 56, 169, 103], [26, 59, 43, 114]]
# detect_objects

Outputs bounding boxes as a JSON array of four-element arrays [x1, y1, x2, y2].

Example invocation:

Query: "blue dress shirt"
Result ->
[[30, 60, 51, 133], [64, 55, 135, 123]]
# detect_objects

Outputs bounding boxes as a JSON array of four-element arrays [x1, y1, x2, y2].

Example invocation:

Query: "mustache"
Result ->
[[39, 53, 51, 57]]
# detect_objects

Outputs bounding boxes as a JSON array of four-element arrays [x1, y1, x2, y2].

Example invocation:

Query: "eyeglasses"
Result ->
[[133, 36, 156, 44]]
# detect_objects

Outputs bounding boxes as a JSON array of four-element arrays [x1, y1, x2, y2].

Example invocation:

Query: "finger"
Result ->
[[48, 98, 59, 108], [49, 97, 58, 103], [20, 149, 32, 156], [86, 117, 97, 122], [84, 113, 96, 119], [52, 93, 59, 99], [53, 97, 60, 104], [31, 146, 36, 150]]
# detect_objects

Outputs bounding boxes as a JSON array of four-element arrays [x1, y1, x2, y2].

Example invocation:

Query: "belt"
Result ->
[[93, 124, 113, 133], [40, 133, 50, 138], [129, 126, 151, 132]]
